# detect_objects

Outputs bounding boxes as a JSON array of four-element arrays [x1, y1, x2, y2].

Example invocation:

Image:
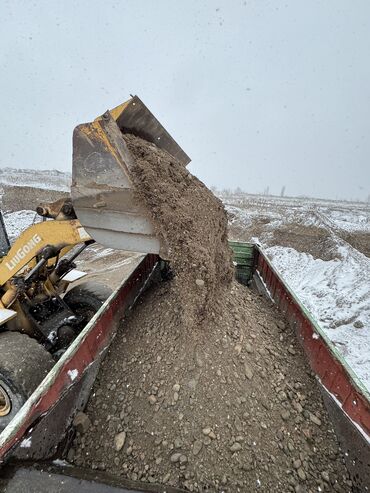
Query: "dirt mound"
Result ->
[[71, 280, 350, 492], [228, 216, 336, 261], [342, 231, 370, 258], [1, 185, 68, 213], [124, 134, 233, 324], [270, 224, 336, 261]]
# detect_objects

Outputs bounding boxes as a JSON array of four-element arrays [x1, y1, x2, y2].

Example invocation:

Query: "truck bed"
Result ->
[[0, 244, 368, 491]]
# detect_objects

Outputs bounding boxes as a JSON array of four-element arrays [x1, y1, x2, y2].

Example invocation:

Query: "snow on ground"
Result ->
[[319, 207, 370, 233], [266, 244, 370, 390], [2, 210, 42, 242], [0, 168, 71, 192], [224, 194, 370, 392]]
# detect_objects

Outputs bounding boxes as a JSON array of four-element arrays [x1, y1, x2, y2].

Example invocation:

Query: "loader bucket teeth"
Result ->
[[72, 96, 190, 253]]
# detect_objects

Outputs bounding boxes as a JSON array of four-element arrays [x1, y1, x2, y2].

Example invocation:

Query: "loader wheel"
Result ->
[[63, 282, 112, 331], [0, 331, 54, 431]]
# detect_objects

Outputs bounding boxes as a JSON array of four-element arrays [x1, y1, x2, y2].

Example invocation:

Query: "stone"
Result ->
[[292, 400, 303, 413], [244, 364, 253, 380], [73, 412, 91, 435], [114, 431, 126, 452], [234, 344, 242, 355], [245, 342, 253, 353], [174, 438, 182, 449], [230, 442, 242, 452], [195, 279, 205, 287], [309, 413, 322, 426], [173, 392, 179, 402], [173, 383, 181, 392], [67, 448, 75, 462], [321, 470, 330, 483], [234, 416, 243, 432], [202, 427, 211, 436], [203, 436, 212, 445], [293, 459, 301, 469], [163, 472, 171, 483], [170, 452, 182, 463], [193, 440, 203, 456], [354, 320, 364, 328], [148, 395, 157, 405], [281, 410, 291, 421], [179, 454, 187, 465], [297, 468, 306, 481]]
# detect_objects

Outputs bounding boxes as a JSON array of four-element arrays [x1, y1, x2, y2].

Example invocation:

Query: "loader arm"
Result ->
[[0, 220, 90, 286]]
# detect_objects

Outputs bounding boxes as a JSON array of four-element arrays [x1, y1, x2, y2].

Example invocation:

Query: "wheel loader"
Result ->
[[0, 95, 189, 431], [0, 198, 112, 429]]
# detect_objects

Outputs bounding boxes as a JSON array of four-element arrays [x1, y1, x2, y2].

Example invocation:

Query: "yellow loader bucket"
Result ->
[[71, 96, 190, 253]]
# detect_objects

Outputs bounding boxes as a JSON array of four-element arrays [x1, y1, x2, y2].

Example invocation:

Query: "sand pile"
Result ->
[[71, 137, 350, 491]]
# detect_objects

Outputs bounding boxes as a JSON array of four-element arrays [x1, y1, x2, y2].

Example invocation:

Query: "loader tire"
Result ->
[[0, 331, 54, 431], [63, 282, 112, 329]]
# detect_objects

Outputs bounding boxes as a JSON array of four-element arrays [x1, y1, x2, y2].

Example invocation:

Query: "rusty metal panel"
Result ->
[[0, 254, 159, 464], [321, 386, 370, 492], [254, 244, 370, 487]]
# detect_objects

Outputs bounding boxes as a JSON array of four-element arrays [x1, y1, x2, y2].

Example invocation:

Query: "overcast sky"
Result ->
[[1, 0, 369, 201]]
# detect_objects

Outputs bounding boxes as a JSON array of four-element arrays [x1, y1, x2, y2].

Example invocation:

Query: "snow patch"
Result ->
[[67, 369, 79, 381], [267, 245, 370, 390], [0, 168, 70, 192], [2, 210, 42, 242], [20, 437, 32, 448]]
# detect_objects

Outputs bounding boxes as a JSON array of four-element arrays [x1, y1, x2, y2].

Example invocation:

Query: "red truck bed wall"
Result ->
[[255, 249, 369, 491]]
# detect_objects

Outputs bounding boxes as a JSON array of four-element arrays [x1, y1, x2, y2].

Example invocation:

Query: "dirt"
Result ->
[[269, 224, 336, 261], [70, 137, 350, 492], [227, 210, 336, 262], [1, 185, 68, 212], [71, 279, 350, 492], [123, 133, 234, 325], [340, 232, 370, 258]]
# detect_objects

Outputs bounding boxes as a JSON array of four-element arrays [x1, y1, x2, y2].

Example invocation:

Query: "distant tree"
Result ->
[[235, 186, 243, 194], [210, 185, 218, 194], [280, 185, 286, 197], [263, 186, 270, 196]]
